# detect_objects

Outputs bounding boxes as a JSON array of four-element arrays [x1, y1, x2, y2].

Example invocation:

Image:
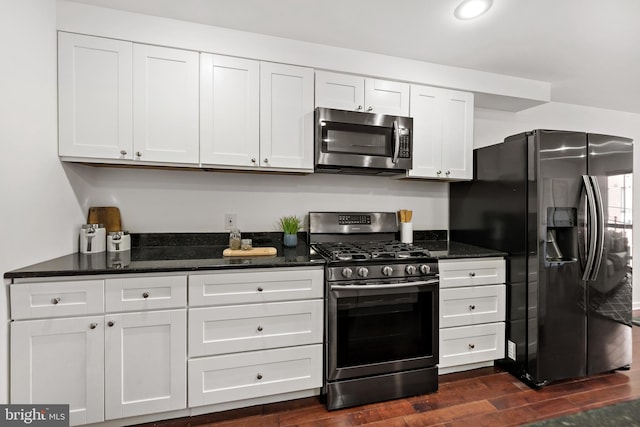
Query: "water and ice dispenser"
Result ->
[[545, 207, 578, 263]]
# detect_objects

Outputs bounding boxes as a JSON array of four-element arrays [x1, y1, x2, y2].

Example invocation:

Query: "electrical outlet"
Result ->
[[224, 213, 236, 230]]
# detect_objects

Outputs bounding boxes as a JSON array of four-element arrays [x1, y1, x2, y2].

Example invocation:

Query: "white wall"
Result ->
[[474, 102, 640, 307], [0, 0, 86, 403]]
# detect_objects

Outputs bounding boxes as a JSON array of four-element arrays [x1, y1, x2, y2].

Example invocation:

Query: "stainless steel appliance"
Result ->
[[309, 212, 439, 410], [450, 130, 633, 387], [315, 107, 413, 175]]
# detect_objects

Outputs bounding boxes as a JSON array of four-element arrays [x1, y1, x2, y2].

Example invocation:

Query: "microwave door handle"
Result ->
[[392, 120, 400, 163]]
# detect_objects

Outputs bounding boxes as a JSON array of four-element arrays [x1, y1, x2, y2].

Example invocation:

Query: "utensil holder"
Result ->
[[400, 222, 413, 244]]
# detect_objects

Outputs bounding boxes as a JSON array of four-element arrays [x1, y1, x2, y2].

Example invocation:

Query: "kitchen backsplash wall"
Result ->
[[64, 164, 449, 233]]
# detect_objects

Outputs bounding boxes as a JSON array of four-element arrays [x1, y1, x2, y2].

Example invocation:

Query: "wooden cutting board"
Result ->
[[223, 247, 277, 257], [87, 207, 122, 232]]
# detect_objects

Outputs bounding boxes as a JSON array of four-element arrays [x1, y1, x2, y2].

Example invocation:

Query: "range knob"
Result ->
[[405, 265, 417, 275], [357, 267, 369, 278], [420, 264, 431, 274], [341, 267, 353, 278], [382, 266, 394, 276]]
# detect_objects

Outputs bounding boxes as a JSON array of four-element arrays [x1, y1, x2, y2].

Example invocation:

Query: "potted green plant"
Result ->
[[279, 215, 302, 247]]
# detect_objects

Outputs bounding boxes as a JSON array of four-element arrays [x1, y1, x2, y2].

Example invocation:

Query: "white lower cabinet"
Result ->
[[9, 275, 188, 426], [438, 258, 506, 374], [187, 267, 324, 409]]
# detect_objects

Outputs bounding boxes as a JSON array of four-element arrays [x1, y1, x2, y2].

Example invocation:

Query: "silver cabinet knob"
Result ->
[[251, 158, 257, 164], [89, 323, 98, 329], [446, 170, 451, 176], [256, 373, 263, 380], [366, 106, 373, 112], [52, 297, 61, 305], [107, 321, 115, 327], [469, 272, 476, 277], [469, 305, 476, 310], [257, 286, 264, 292], [120, 150, 127, 156], [257, 325, 263, 332], [469, 344, 475, 349], [356, 105, 363, 111], [142, 292, 149, 299], [436, 170, 442, 175], [136, 151, 142, 157], [264, 158, 269, 164]]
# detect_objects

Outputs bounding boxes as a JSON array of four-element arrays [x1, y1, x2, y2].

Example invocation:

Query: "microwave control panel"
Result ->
[[399, 131, 411, 158]]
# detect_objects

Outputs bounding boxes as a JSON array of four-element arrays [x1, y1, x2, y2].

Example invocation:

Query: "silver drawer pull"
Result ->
[[469, 272, 476, 277], [108, 321, 115, 327], [142, 292, 150, 299], [256, 373, 263, 380], [89, 323, 98, 330], [469, 344, 475, 350], [257, 287, 264, 292], [257, 325, 263, 332], [52, 297, 61, 305], [469, 305, 476, 310]]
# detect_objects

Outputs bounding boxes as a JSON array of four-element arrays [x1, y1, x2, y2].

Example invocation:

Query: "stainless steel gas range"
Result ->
[[309, 212, 439, 410]]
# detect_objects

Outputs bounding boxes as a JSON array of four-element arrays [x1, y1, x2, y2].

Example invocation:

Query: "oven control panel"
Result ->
[[338, 214, 371, 225], [327, 262, 438, 282]]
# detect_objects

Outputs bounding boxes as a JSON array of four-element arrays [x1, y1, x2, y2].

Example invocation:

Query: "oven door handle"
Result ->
[[331, 279, 439, 291]]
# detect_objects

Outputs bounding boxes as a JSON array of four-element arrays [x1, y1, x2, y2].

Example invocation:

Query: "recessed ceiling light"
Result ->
[[454, 0, 493, 20]]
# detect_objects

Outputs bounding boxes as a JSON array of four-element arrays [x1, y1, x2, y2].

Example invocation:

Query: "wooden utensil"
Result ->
[[87, 207, 122, 232], [222, 247, 277, 257]]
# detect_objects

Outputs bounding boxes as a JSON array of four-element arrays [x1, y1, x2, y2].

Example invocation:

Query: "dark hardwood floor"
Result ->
[[149, 317, 640, 427]]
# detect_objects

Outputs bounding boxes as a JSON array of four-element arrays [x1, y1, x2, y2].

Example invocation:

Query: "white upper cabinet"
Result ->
[[200, 54, 260, 167], [58, 32, 199, 165], [133, 44, 199, 164], [260, 62, 314, 171], [408, 84, 473, 180], [58, 33, 133, 160], [315, 71, 410, 116]]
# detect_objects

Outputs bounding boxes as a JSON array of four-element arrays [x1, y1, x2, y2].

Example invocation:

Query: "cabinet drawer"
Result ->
[[188, 344, 322, 407], [440, 285, 506, 328], [188, 268, 323, 306], [10, 280, 104, 320], [105, 276, 187, 312], [439, 258, 505, 288], [439, 322, 505, 368], [189, 300, 323, 357]]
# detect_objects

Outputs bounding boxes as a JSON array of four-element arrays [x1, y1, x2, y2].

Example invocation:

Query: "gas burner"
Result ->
[[312, 240, 431, 262]]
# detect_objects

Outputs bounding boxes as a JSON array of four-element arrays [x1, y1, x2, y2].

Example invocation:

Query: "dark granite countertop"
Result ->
[[5, 231, 506, 280]]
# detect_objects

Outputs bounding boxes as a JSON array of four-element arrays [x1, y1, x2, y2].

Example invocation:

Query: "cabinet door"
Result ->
[[11, 316, 105, 426], [105, 309, 187, 419], [200, 54, 260, 167], [58, 32, 133, 160], [407, 84, 443, 178], [315, 71, 365, 111], [133, 44, 199, 164], [260, 62, 314, 170], [441, 90, 474, 180], [364, 78, 410, 116]]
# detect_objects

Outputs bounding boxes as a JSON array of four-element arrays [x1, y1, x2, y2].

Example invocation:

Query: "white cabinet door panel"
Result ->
[[104, 309, 187, 419], [200, 54, 260, 167], [315, 71, 365, 111], [58, 32, 133, 159], [188, 344, 322, 407], [439, 258, 506, 288], [408, 84, 443, 178], [11, 316, 105, 426], [440, 285, 506, 328], [105, 275, 187, 312], [441, 90, 473, 180], [365, 78, 410, 116], [439, 322, 505, 368], [260, 62, 314, 170], [133, 44, 199, 164], [189, 300, 323, 356], [10, 280, 104, 320]]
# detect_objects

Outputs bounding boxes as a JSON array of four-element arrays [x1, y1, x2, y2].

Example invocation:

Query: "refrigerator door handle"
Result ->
[[582, 175, 598, 281], [589, 175, 605, 281]]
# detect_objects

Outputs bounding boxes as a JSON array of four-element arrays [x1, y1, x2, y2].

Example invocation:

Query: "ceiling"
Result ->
[[65, 0, 640, 114]]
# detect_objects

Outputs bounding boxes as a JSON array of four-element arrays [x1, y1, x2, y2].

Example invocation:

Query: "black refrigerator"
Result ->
[[450, 129, 633, 387]]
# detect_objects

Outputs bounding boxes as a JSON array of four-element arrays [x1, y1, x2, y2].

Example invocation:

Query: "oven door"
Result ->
[[327, 278, 439, 381], [315, 107, 412, 172]]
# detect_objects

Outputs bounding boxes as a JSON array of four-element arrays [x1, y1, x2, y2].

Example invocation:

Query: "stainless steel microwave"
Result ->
[[315, 107, 413, 175]]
